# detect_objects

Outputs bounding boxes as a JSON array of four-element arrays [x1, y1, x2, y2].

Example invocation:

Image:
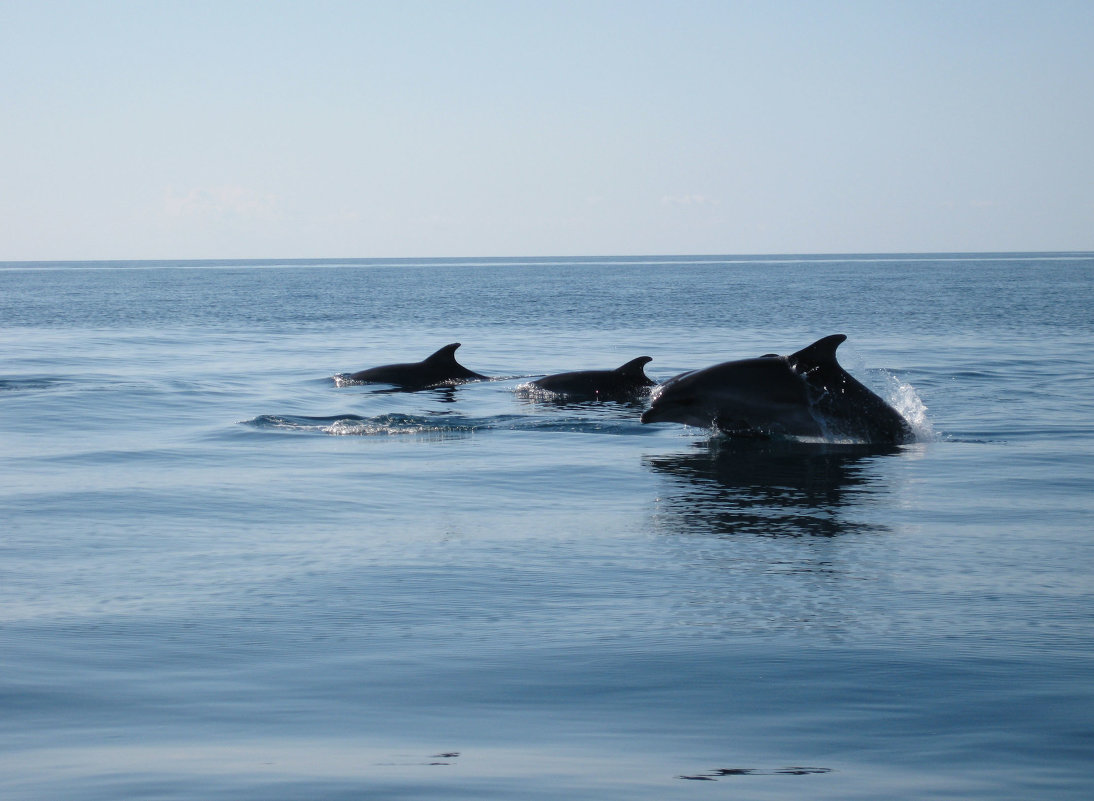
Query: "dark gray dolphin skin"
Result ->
[[346, 343, 487, 389], [640, 335, 913, 443], [531, 356, 656, 399]]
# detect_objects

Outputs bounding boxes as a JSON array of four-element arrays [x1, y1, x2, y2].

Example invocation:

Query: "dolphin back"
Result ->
[[347, 342, 486, 386], [613, 356, 655, 385], [787, 334, 847, 375], [532, 355, 654, 398], [788, 334, 913, 443], [422, 343, 487, 380]]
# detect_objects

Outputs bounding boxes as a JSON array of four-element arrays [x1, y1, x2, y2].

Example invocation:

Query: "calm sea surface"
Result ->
[[2, 254, 1092, 800]]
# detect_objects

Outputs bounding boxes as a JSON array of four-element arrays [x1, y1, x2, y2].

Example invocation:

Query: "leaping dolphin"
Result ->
[[640, 335, 913, 444], [346, 343, 487, 389], [530, 356, 656, 400]]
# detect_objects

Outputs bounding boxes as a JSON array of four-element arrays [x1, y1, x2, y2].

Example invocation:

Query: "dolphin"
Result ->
[[530, 356, 656, 400], [346, 343, 487, 389], [640, 335, 913, 444]]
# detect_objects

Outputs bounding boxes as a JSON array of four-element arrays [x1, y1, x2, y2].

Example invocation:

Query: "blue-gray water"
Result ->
[[2, 254, 1092, 800]]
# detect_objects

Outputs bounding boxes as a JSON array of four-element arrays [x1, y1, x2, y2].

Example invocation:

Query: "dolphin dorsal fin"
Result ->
[[788, 334, 847, 372], [615, 356, 653, 376], [424, 343, 462, 364]]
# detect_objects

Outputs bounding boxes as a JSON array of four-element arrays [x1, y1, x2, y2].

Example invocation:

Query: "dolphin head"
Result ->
[[640, 369, 711, 427]]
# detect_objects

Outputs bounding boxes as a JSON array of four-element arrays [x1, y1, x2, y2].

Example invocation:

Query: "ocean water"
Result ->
[[1, 253, 1092, 800]]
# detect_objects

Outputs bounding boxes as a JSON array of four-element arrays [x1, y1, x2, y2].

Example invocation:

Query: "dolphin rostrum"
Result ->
[[530, 356, 656, 400], [640, 335, 913, 444], [346, 343, 487, 389]]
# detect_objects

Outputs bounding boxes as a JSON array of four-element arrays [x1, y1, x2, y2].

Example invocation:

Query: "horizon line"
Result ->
[[3, 249, 1093, 268]]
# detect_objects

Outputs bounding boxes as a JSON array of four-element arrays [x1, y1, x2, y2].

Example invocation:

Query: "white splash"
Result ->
[[879, 371, 936, 442]]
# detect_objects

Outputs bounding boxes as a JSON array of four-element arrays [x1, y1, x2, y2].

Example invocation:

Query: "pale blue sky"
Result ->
[[2, 0, 1092, 259]]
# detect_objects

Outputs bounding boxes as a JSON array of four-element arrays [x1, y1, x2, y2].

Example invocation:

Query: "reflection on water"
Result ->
[[646, 438, 907, 639], [514, 388, 650, 415], [646, 438, 900, 538], [337, 382, 464, 403]]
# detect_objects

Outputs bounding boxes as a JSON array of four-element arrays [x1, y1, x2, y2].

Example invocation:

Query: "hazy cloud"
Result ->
[[661, 194, 719, 207], [164, 186, 282, 220]]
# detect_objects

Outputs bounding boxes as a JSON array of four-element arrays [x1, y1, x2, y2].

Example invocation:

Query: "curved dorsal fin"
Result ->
[[614, 356, 653, 376], [424, 343, 462, 364], [788, 334, 847, 371]]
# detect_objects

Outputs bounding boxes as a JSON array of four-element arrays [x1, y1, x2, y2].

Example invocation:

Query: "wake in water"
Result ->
[[246, 413, 481, 437], [0, 376, 70, 392], [242, 412, 647, 437]]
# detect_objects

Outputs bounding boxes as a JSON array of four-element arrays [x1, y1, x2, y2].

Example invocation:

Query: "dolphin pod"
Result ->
[[641, 334, 914, 443], [342, 335, 915, 444]]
